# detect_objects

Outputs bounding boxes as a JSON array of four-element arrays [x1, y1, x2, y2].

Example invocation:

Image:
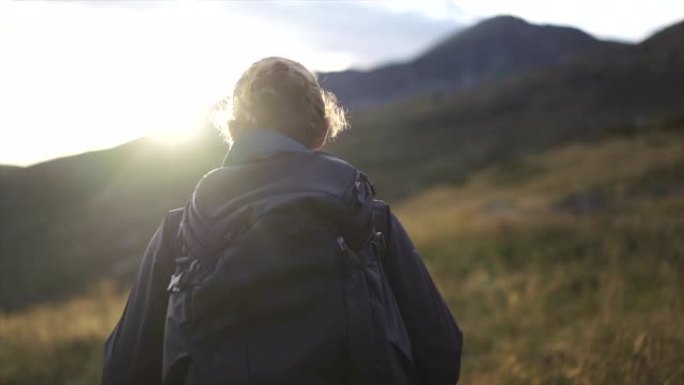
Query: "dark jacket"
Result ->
[[103, 130, 462, 385]]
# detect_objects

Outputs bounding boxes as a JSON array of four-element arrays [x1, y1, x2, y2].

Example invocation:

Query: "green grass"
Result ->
[[1, 131, 683, 384]]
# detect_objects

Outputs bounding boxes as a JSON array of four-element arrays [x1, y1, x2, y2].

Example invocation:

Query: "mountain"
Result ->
[[642, 16, 684, 47], [327, 19, 684, 198], [319, 15, 619, 109], [1, 16, 683, 310]]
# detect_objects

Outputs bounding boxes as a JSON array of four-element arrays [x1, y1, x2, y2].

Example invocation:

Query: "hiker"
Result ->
[[102, 57, 462, 385]]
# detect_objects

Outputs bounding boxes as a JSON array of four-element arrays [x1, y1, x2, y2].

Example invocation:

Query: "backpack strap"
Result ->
[[371, 200, 391, 257], [167, 208, 202, 293]]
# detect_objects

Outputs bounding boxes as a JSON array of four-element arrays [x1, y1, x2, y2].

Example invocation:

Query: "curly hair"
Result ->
[[213, 57, 348, 149]]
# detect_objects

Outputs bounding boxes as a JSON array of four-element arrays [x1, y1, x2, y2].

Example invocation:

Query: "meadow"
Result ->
[[1, 129, 682, 385]]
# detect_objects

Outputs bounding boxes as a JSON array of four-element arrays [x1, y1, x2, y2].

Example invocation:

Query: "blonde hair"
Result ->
[[213, 57, 348, 149]]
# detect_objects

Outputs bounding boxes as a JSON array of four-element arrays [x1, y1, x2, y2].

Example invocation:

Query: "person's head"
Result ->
[[217, 57, 348, 150]]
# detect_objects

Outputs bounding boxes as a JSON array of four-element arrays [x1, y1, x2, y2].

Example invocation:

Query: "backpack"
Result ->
[[162, 156, 415, 385]]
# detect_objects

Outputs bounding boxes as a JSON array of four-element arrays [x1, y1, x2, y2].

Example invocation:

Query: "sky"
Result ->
[[0, 0, 682, 166]]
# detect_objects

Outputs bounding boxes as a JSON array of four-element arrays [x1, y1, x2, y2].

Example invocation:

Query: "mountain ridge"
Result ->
[[319, 14, 620, 109]]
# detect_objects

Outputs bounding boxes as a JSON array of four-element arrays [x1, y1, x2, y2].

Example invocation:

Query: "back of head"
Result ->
[[223, 57, 348, 149]]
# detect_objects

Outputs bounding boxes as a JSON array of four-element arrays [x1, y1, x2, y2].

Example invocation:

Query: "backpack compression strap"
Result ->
[[371, 200, 391, 256]]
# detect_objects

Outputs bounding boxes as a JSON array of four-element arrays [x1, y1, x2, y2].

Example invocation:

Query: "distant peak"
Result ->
[[424, 14, 597, 55], [423, 15, 532, 53], [477, 15, 529, 27], [462, 15, 535, 36]]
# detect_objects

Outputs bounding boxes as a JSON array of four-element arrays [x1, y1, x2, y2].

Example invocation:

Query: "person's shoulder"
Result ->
[[313, 151, 358, 169], [194, 166, 231, 192], [164, 207, 184, 224], [157, 207, 184, 238], [307, 152, 372, 191], [191, 165, 249, 210], [312, 151, 373, 183]]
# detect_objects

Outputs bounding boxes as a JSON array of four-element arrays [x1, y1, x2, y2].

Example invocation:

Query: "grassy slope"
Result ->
[[1, 130, 683, 385], [397, 129, 684, 384]]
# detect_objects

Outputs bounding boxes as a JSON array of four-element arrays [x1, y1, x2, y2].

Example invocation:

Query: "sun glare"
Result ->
[[145, 105, 211, 145], [0, 2, 309, 165], [149, 125, 201, 145]]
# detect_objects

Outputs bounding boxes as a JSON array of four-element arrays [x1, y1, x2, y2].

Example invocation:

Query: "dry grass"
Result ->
[[397, 130, 684, 385], [1, 131, 683, 385], [0, 283, 125, 385]]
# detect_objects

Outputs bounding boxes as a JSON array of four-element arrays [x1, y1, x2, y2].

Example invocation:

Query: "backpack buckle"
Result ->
[[167, 272, 185, 293], [337, 236, 362, 277], [167, 258, 201, 293], [371, 231, 386, 254]]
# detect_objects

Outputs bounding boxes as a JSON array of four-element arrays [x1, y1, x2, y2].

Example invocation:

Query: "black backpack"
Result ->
[[162, 154, 415, 385]]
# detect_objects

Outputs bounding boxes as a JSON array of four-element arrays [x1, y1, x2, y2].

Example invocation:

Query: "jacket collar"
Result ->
[[222, 129, 311, 166]]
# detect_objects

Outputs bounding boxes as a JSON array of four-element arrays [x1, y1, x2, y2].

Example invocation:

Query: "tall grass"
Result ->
[[1, 131, 682, 384], [0, 284, 124, 385], [396, 130, 684, 384]]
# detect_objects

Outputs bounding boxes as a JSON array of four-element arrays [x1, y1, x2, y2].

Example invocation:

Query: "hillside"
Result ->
[[319, 15, 617, 109], [2, 129, 682, 384], [0, 133, 226, 309], [0, 17, 683, 310], [396, 129, 684, 385], [328, 19, 684, 199]]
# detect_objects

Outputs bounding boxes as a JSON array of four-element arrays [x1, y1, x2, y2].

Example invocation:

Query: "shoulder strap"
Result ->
[[163, 208, 184, 258], [167, 207, 199, 293], [372, 200, 391, 256]]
